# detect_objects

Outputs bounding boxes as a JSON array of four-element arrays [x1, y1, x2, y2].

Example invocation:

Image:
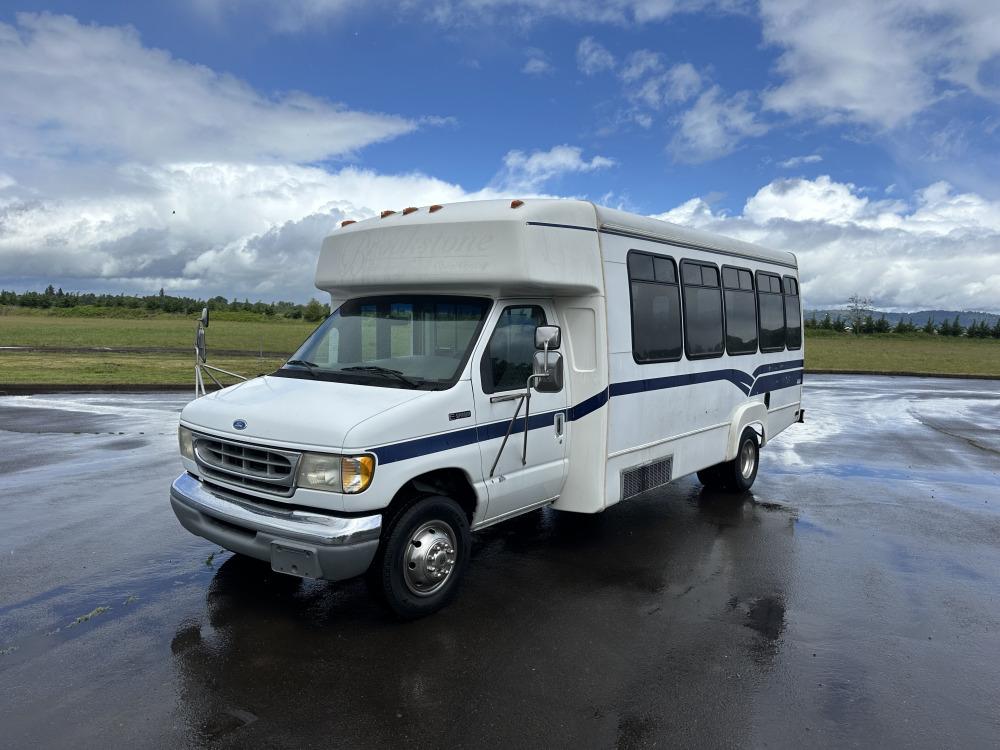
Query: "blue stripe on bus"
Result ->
[[609, 368, 753, 398], [752, 358, 804, 377], [371, 363, 802, 464]]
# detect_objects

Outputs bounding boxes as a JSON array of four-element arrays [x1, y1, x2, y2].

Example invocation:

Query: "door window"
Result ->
[[480, 305, 546, 393]]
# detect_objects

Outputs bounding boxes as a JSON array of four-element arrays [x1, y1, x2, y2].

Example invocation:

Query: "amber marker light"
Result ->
[[510, 199, 524, 208], [380, 210, 396, 218], [402, 206, 418, 215], [429, 204, 443, 213], [340, 220, 356, 227]]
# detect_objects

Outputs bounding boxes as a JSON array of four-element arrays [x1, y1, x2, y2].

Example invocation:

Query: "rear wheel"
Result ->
[[370, 495, 470, 619], [698, 427, 760, 492]]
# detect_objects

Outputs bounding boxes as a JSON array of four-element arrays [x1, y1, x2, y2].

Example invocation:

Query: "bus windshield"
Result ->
[[277, 295, 492, 390]]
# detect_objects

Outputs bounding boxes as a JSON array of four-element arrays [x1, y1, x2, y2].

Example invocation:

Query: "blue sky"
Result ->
[[1, 1, 999, 310]]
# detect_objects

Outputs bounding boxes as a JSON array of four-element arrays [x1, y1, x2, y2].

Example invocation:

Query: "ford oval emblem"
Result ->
[[233, 419, 247, 431]]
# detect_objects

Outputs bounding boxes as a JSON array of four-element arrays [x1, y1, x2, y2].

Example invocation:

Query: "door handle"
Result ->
[[554, 412, 565, 437]]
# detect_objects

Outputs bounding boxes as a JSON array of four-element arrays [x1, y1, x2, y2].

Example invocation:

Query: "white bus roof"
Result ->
[[315, 199, 796, 298]]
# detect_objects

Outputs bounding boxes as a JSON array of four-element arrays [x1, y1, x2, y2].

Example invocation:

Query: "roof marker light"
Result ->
[[510, 199, 524, 209], [402, 206, 418, 215], [380, 210, 396, 218], [341, 220, 356, 227], [429, 204, 443, 213]]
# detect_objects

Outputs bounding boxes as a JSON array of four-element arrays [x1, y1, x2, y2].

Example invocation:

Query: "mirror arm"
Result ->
[[489, 392, 526, 478]]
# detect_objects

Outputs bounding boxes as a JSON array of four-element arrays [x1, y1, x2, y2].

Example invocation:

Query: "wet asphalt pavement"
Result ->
[[1, 376, 999, 748]]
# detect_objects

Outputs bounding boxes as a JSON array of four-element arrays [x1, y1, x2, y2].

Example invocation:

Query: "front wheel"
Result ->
[[370, 495, 471, 619], [698, 427, 760, 493]]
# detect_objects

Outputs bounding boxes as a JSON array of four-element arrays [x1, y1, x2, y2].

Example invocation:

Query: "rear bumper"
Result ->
[[169, 473, 381, 581]]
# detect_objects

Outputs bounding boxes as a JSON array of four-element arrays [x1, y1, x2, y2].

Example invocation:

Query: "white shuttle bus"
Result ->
[[171, 199, 804, 617]]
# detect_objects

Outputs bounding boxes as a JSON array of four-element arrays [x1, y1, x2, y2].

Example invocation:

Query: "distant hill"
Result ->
[[805, 309, 999, 328]]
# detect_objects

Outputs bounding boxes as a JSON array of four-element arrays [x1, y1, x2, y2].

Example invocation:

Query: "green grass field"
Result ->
[[0, 352, 285, 386], [803, 330, 1000, 377], [1, 309, 998, 386], [0, 308, 316, 352]]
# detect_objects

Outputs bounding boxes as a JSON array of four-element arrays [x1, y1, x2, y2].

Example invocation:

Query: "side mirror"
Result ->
[[534, 325, 561, 351], [200, 307, 210, 328], [532, 351, 564, 393]]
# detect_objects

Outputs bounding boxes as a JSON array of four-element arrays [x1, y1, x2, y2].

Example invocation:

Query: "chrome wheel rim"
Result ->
[[740, 439, 756, 480], [403, 520, 457, 597]]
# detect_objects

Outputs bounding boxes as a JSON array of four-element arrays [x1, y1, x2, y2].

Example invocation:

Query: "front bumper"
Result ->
[[169, 473, 381, 581]]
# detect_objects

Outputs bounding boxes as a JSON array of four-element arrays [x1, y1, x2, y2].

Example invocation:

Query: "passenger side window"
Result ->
[[722, 266, 758, 355], [783, 276, 802, 350], [680, 260, 724, 359], [628, 251, 682, 363], [757, 272, 786, 352], [480, 305, 546, 393]]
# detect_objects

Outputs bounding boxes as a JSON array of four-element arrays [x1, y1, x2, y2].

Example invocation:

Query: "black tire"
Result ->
[[370, 495, 471, 619], [698, 427, 760, 493]]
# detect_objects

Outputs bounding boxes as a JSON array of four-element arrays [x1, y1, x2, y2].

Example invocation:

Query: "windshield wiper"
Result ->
[[285, 359, 318, 377], [341, 365, 419, 388]]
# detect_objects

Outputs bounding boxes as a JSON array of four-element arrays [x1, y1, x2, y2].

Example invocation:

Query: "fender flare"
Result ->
[[725, 402, 767, 461]]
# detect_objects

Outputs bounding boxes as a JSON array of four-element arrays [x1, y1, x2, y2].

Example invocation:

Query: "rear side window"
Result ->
[[757, 271, 786, 352], [783, 276, 802, 350], [680, 260, 724, 359], [628, 251, 682, 363], [481, 305, 546, 393], [722, 266, 757, 355]]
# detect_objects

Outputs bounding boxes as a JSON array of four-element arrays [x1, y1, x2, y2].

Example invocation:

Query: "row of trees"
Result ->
[[806, 311, 1000, 338], [0, 286, 330, 322]]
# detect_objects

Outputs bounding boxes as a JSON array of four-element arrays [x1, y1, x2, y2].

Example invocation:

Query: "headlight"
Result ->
[[297, 453, 375, 494], [178, 426, 195, 460]]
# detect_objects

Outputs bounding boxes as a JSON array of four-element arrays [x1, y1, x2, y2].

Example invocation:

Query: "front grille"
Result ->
[[621, 456, 673, 501], [193, 434, 301, 497]]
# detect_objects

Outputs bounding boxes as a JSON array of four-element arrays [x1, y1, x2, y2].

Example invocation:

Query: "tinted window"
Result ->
[[653, 257, 676, 283], [722, 266, 757, 355], [628, 251, 682, 363], [783, 276, 802, 350], [481, 305, 546, 393], [757, 271, 786, 352], [627, 253, 655, 281], [681, 260, 724, 358]]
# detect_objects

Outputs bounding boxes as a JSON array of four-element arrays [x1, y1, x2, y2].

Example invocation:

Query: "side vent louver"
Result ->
[[621, 456, 673, 501]]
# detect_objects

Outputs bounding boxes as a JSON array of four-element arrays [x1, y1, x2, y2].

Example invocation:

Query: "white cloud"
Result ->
[[494, 145, 616, 192], [620, 49, 662, 82], [0, 162, 498, 298], [522, 55, 553, 75], [576, 37, 616, 75], [778, 154, 822, 168], [760, 0, 1000, 128], [0, 13, 415, 165], [669, 86, 767, 162], [652, 175, 1000, 311], [630, 62, 703, 108]]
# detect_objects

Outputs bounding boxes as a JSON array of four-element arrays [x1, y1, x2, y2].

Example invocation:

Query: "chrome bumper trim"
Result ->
[[170, 473, 381, 546]]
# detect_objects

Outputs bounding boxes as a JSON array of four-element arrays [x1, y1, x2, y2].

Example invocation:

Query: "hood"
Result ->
[[180, 374, 428, 450]]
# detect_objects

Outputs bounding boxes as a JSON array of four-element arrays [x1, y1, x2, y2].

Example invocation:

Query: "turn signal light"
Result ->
[[342, 455, 375, 494]]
